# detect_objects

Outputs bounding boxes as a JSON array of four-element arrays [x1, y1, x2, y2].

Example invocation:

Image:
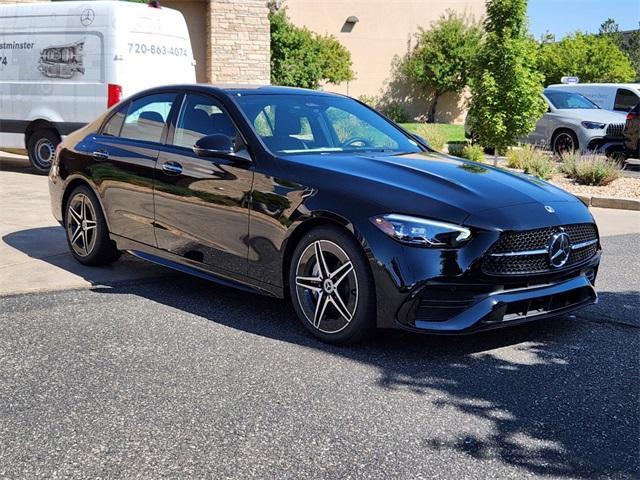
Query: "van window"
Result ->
[[102, 106, 127, 137], [614, 89, 638, 112], [173, 94, 238, 149], [120, 93, 176, 143]]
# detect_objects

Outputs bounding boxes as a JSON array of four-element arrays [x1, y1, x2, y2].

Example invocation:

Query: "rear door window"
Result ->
[[120, 93, 176, 143], [172, 94, 238, 149], [102, 105, 127, 137], [614, 89, 639, 112]]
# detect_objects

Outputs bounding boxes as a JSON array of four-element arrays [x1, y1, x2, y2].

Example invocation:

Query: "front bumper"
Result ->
[[586, 136, 624, 154], [393, 254, 599, 334]]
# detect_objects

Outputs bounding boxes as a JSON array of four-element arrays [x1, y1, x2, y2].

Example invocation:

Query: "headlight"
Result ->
[[581, 121, 606, 129], [370, 214, 471, 247]]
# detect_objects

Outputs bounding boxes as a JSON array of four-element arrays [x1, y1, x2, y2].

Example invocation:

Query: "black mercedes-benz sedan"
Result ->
[[49, 85, 601, 344]]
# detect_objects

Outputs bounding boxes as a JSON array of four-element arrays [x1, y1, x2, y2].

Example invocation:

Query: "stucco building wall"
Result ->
[[284, 0, 486, 123]]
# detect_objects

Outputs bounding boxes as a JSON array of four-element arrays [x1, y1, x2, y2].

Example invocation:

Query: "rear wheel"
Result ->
[[289, 225, 376, 345], [65, 185, 120, 266], [27, 128, 59, 173]]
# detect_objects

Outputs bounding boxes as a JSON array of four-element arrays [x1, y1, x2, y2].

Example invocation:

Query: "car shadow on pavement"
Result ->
[[4, 225, 639, 478], [0, 156, 37, 175], [2, 227, 173, 293], [88, 277, 639, 479]]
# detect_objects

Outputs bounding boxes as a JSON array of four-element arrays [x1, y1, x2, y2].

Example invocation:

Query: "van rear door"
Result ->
[[113, 6, 195, 98]]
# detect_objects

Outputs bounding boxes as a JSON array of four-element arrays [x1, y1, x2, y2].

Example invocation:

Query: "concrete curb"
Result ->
[[577, 195, 640, 211]]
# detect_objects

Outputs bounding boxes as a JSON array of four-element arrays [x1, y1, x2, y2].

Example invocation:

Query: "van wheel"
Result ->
[[27, 129, 60, 173]]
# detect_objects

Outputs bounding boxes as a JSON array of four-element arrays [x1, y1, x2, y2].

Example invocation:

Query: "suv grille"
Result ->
[[482, 223, 598, 275], [606, 123, 625, 137]]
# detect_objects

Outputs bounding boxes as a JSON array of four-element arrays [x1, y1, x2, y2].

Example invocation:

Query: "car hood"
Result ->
[[554, 108, 627, 123], [278, 151, 583, 227]]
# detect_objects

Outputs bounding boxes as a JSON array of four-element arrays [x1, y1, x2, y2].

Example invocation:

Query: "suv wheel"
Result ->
[[552, 130, 578, 156], [289, 225, 376, 345]]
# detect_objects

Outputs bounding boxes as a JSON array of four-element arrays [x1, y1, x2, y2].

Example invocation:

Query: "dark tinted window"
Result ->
[[102, 106, 126, 137], [120, 93, 176, 143], [173, 94, 238, 148], [614, 89, 639, 112]]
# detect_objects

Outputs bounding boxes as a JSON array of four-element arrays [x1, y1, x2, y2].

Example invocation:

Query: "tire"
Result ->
[[552, 130, 578, 156], [27, 128, 60, 173], [64, 185, 120, 266], [288, 225, 376, 345]]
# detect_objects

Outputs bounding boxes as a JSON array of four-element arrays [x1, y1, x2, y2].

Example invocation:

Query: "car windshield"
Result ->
[[233, 93, 422, 155], [545, 90, 600, 110]]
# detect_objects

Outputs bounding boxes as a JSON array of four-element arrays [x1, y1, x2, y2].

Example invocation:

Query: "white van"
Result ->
[[548, 83, 640, 114], [0, 0, 196, 171]]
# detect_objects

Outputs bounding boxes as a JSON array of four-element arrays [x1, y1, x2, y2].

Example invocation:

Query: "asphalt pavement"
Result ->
[[1, 155, 639, 479]]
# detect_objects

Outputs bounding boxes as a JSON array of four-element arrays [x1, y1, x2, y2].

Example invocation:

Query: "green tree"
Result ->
[[628, 27, 640, 81], [403, 11, 482, 123], [269, 3, 353, 89], [538, 32, 635, 84], [599, 18, 624, 45], [599, 18, 640, 81], [468, 0, 546, 157]]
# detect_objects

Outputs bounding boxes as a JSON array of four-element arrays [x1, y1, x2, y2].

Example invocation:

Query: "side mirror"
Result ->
[[193, 134, 234, 157]]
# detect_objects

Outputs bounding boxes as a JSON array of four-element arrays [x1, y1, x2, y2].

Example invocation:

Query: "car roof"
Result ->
[[148, 84, 344, 98], [544, 88, 579, 94]]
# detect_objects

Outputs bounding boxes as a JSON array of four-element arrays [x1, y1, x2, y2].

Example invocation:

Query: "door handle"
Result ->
[[161, 161, 183, 175], [92, 150, 109, 160]]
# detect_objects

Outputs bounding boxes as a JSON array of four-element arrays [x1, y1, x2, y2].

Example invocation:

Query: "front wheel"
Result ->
[[65, 185, 120, 266], [289, 225, 376, 345], [552, 130, 578, 156]]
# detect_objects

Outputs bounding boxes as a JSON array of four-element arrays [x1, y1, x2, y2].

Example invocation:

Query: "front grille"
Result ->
[[606, 123, 625, 138], [482, 223, 598, 275]]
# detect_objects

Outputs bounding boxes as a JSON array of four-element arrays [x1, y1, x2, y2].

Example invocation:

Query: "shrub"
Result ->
[[461, 144, 485, 162], [561, 152, 621, 186], [447, 142, 467, 157], [414, 123, 446, 152], [447, 142, 484, 161], [505, 144, 544, 169], [382, 104, 408, 123], [269, 3, 354, 88], [357, 94, 379, 108], [523, 154, 555, 180]]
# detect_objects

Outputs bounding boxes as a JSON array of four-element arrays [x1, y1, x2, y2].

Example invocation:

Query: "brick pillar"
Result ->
[[206, 0, 270, 84]]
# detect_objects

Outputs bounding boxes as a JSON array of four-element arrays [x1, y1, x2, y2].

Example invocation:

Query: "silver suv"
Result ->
[[526, 89, 627, 155]]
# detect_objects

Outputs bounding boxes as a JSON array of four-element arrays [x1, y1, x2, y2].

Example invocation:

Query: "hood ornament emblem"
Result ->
[[548, 232, 571, 268], [544, 205, 555, 213]]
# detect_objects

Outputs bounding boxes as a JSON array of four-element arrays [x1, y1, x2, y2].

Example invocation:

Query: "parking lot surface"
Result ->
[[1, 157, 639, 479]]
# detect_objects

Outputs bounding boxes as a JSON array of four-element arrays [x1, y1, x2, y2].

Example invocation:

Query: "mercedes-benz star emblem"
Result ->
[[548, 232, 571, 268], [544, 205, 555, 213], [80, 8, 95, 26]]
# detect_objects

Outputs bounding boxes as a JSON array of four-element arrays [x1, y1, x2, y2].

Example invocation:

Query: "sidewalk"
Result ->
[[0, 154, 168, 296]]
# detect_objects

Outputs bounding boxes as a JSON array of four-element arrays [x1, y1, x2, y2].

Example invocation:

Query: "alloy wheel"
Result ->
[[66, 193, 98, 257], [554, 132, 575, 155], [295, 240, 358, 334]]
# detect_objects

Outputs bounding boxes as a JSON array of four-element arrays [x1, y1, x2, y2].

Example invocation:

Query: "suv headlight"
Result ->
[[371, 214, 471, 247], [581, 121, 606, 129]]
